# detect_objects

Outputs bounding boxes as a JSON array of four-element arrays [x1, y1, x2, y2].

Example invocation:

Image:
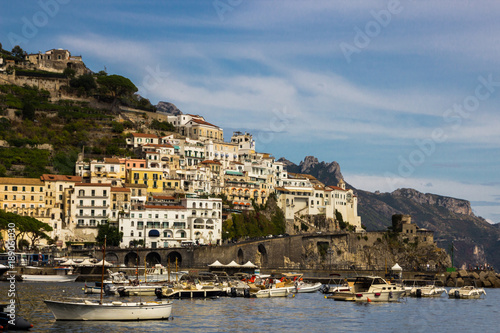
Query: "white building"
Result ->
[[120, 197, 222, 248], [70, 183, 112, 242]]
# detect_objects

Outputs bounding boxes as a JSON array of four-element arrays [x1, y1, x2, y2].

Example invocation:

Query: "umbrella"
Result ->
[[241, 261, 257, 268], [77, 258, 95, 267], [95, 260, 113, 267], [391, 263, 402, 271], [208, 260, 224, 267], [225, 260, 241, 268], [60, 259, 76, 266]]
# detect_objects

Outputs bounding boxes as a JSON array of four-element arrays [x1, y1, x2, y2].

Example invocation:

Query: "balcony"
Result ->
[[76, 204, 110, 208]]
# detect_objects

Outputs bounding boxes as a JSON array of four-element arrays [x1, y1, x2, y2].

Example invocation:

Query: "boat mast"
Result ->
[[99, 235, 106, 305]]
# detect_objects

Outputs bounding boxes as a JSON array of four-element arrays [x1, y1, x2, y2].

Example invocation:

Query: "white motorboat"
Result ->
[[448, 285, 486, 299], [44, 299, 173, 321], [294, 281, 323, 293], [332, 276, 406, 302], [22, 274, 78, 282], [253, 287, 290, 298], [409, 282, 447, 297]]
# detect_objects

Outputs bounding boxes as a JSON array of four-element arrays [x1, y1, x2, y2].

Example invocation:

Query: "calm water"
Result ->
[[1, 282, 498, 332]]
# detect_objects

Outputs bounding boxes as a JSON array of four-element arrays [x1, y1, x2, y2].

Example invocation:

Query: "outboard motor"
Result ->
[[243, 289, 250, 298], [454, 290, 460, 298], [230, 287, 237, 297], [117, 287, 129, 297], [155, 287, 163, 299], [416, 289, 422, 298]]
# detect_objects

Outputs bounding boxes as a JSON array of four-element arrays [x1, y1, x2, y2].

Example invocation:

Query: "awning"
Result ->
[[208, 260, 224, 267], [391, 263, 402, 271], [149, 229, 160, 237], [241, 261, 257, 268], [225, 260, 241, 268]]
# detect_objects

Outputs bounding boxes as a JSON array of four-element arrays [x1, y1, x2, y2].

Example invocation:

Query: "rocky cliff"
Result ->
[[156, 101, 182, 115], [281, 156, 500, 270], [278, 156, 344, 187]]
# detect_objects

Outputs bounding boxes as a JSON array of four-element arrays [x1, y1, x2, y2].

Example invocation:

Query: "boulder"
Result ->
[[471, 272, 480, 280], [446, 279, 456, 287], [483, 280, 492, 288], [455, 278, 464, 287], [450, 271, 458, 279], [494, 279, 500, 288], [458, 270, 469, 278], [479, 271, 488, 280]]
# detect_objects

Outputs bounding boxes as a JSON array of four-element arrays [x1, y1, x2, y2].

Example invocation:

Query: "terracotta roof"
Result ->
[[41, 174, 82, 182], [327, 185, 347, 191], [0, 177, 44, 185], [201, 160, 222, 165], [151, 195, 176, 200], [104, 158, 121, 164], [131, 133, 158, 138], [144, 205, 185, 210], [75, 183, 112, 187], [111, 187, 130, 192], [190, 118, 219, 128]]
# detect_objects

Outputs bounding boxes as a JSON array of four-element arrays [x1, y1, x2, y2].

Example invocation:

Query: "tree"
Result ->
[[70, 73, 97, 93], [0, 210, 53, 250], [22, 101, 35, 120], [97, 74, 137, 98], [97, 74, 138, 111], [96, 223, 123, 247], [63, 67, 76, 78], [11, 45, 25, 60]]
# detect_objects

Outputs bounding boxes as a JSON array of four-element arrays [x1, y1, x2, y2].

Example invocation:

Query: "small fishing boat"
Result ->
[[45, 236, 174, 321], [21, 274, 78, 282], [294, 281, 323, 293], [408, 281, 447, 297], [44, 299, 173, 321], [155, 283, 227, 299]]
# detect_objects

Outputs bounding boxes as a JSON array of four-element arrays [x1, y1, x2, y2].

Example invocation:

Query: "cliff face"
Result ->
[[391, 188, 473, 216], [156, 101, 182, 115], [282, 156, 500, 270], [278, 156, 344, 186]]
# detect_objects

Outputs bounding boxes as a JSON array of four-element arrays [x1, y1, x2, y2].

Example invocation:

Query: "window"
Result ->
[[131, 221, 134, 227]]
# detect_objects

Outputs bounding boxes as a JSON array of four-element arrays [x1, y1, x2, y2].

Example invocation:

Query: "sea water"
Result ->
[[1, 282, 498, 332]]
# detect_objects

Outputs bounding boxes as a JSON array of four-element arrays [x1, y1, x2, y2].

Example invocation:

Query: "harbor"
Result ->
[[0, 280, 498, 332]]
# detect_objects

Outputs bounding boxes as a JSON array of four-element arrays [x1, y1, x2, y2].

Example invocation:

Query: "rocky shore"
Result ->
[[441, 270, 500, 288]]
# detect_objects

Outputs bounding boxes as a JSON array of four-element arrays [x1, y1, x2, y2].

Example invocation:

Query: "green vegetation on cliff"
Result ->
[[223, 194, 286, 241]]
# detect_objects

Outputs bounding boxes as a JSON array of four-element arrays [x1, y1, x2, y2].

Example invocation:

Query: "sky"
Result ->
[[2, 0, 500, 223]]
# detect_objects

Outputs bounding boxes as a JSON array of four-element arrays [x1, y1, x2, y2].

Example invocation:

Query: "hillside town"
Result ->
[[0, 48, 362, 250], [0, 122, 362, 249]]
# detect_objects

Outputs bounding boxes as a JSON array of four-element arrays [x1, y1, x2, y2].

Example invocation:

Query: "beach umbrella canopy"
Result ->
[[241, 261, 257, 268], [391, 263, 402, 271], [225, 260, 241, 268], [208, 260, 224, 267], [77, 259, 95, 267], [60, 259, 76, 266], [95, 260, 113, 267]]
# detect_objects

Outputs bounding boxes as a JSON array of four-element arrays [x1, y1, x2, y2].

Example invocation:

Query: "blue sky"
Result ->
[[2, 0, 500, 222]]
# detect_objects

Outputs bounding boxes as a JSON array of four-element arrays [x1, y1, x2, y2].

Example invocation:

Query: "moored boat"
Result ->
[[448, 285, 486, 299], [44, 299, 173, 321], [330, 276, 405, 302], [21, 274, 78, 282]]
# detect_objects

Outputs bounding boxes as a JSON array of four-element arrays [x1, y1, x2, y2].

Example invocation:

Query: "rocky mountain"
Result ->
[[281, 156, 500, 270], [156, 101, 183, 115], [278, 156, 344, 187]]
